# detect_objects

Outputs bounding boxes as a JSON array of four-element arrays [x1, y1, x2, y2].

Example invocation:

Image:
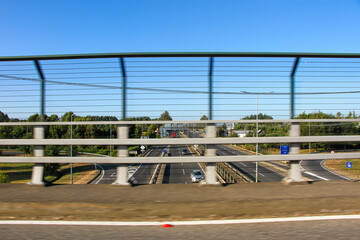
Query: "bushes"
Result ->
[[0, 172, 9, 183], [44, 163, 60, 175]]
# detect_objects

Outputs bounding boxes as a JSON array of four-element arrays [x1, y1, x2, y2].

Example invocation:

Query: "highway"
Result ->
[[215, 144, 284, 182], [185, 129, 285, 182], [183, 128, 348, 182], [162, 131, 204, 184], [301, 159, 350, 181], [93, 146, 161, 185], [162, 145, 202, 184], [93, 129, 348, 185]]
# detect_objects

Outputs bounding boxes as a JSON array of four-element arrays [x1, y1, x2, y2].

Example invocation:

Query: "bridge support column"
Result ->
[[205, 124, 219, 184], [113, 125, 130, 186], [284, 122, 304, 183], [29, 126, 45, 185]]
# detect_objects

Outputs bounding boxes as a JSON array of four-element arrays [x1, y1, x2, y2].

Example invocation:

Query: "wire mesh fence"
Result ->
[[1, 53, 360, 121], [1, 53, 360, 184]]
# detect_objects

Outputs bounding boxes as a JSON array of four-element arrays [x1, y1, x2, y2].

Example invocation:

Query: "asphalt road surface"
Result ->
[[162, 145, 202, 184], [1, 219, 359, 240], [93, 146, 161, 185], [216, 144, 284, 182], [185, 129, 348, 182], [92, 129, 348, 184], [301, 159, 350, 181]]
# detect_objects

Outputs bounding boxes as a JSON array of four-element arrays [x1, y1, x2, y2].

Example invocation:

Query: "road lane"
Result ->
[[215, 145, 284, 182], [301, 159, 349, 181], [162, 145, 202, 184], [94, 146, 164, 185]]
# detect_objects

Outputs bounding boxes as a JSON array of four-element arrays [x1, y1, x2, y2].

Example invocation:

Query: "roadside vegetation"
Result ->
[[233, 111, 360, 154], [1, 109, 360, 182], [0, 110, 172, 183]]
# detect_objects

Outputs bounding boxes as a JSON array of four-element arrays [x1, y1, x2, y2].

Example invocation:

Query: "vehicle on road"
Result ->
[[171, 132, 176, 138], [190, 170, 204, 183], [181, 149, 187, 155]]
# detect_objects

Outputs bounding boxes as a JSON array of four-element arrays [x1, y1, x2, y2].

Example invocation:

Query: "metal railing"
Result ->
[[0, 119, 359, 185], [1, 52, 360, 185], [2, 52, 360, 120]]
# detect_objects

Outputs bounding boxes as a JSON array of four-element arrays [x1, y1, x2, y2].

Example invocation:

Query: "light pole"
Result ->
[[240, 91, 273, 183], [70, 113, 74, 184], [110, 124, 112, 156], [309, 122, 311, 153]]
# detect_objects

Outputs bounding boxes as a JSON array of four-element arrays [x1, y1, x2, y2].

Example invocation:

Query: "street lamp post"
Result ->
[[240, 91, 273, 183], [70, 113, 73, 184]]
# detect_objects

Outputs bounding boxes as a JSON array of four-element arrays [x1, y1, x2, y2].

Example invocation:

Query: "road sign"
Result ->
[[129, 150, 138, 155], [346, 162, 353, 168], [281, 145, 289, 154], [140, 145, 145, 150]]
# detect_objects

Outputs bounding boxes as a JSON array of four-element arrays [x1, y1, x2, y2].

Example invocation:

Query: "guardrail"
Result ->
[[1, 119, 359, 185]]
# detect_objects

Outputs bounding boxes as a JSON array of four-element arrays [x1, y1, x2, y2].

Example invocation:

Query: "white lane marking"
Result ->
[[300, 164, 329, 181], [128, 164, 142, 181], [1, 215, 360, 226], [320, 160, 351, 180], [239, 162, 247, 166], [182, 169, 185, 175], [303, 170, 329, 181], [94, 164, 105, 184], [149, 164, 160, 184], [258, 172, 265, 177]]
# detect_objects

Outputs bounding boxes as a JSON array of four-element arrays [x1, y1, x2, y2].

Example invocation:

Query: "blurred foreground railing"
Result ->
[[1, 119, 360, 185]]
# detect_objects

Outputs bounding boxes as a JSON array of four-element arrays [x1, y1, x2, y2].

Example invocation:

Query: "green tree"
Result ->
[[158, 111, 172, 121], [0, 111, 10, 122], [0, 172, 9, 183], [200, 115, 208, 121], [296, 111, 359, 151]]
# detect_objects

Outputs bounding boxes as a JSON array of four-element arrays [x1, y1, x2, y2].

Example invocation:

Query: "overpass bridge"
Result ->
[[0, 52, 360, 185]]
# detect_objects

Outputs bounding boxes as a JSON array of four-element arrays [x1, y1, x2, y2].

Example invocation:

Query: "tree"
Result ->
[[158, 111, 172, 121], [200, 115, 208, 121], [199, 115, 208, 128], [0, 111, 9, 122], [296, 111, 359, 151]]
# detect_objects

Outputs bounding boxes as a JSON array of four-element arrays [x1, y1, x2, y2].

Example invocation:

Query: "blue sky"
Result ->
[[1, 0, 360, 56], [1, 1, 360, 120]]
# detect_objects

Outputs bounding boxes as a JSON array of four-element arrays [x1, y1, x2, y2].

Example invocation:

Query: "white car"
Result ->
[[190, 170, 204, 183]]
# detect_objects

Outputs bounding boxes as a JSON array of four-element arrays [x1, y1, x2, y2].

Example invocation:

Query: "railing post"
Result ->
[[29, 126, 45, 185], [112, 125, 130, 185], [284, 122, 304, 183], [205, 123, 219, 184]]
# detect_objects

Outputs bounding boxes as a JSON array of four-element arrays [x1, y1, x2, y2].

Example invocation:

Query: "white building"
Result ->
[[233, 130, 251, 138]]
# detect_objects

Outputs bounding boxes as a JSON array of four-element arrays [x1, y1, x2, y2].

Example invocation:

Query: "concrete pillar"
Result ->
[[112, 125, 130, 185], [284, 122, 304, 183], [205, 124, 219, 184], [29, 126, 45, 185]]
